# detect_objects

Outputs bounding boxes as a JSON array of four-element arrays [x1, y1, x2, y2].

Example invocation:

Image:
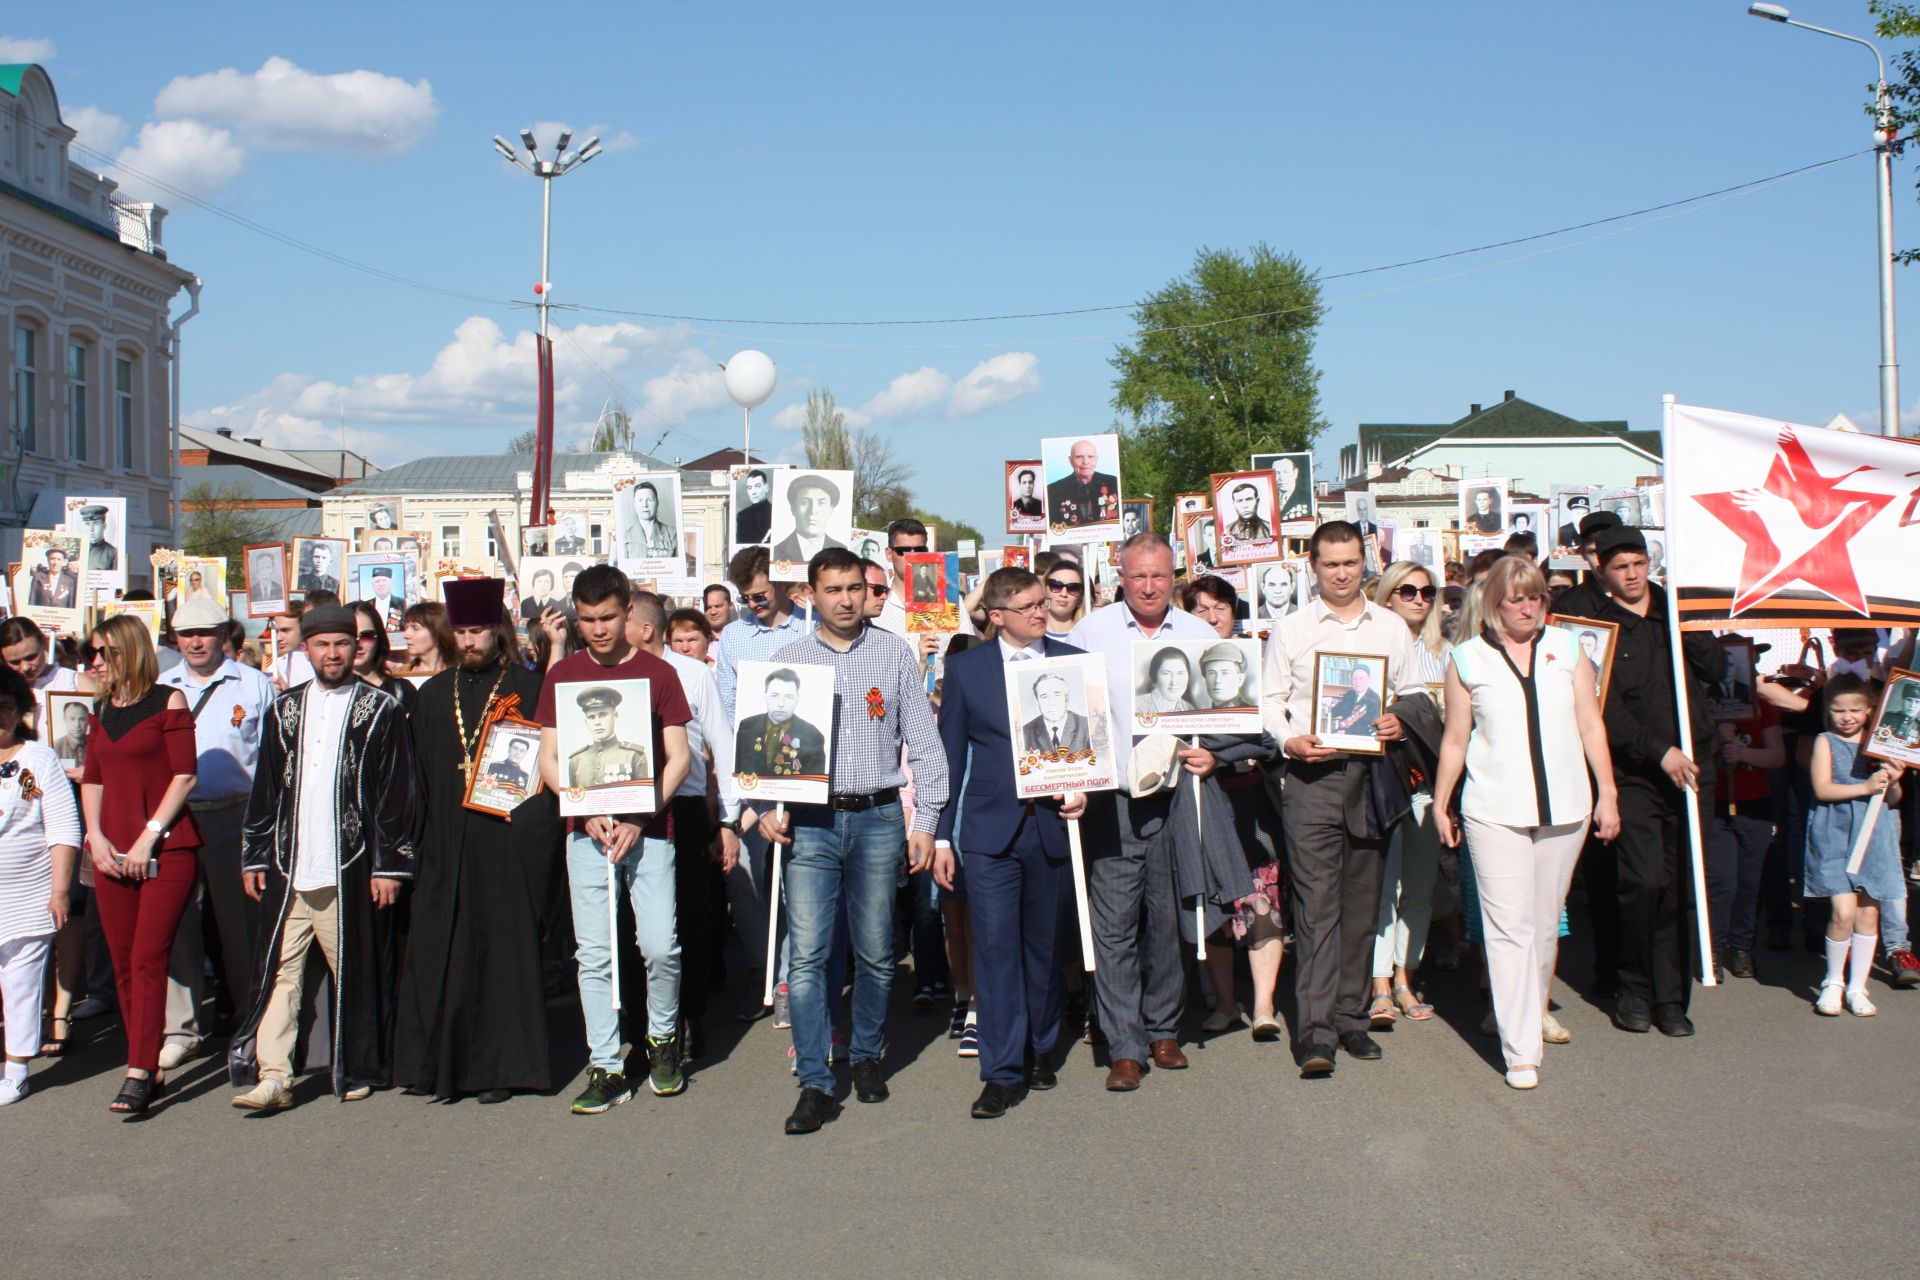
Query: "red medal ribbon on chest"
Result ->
[[230, 704, 246, 727], [866, 687, 886, 720]]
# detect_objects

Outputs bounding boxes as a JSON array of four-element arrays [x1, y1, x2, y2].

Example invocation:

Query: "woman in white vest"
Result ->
[[1431, 555, 1619, 1090]]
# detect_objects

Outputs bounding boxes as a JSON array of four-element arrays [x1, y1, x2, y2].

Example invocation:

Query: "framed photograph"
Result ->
[[46, 690, 93, 769], [1548, 614, 1621, 707], [555, 678, 657, 817], [1642, 528, 1668, 581], [1251, 450, 1315, 534], [1707, 636, 1758, 721], [1005, 653, 1117, 800], [1249, 559, 1306, 626], [1459, 479, 1509, 535], [613, 472, 684, 579], [977, 549, 1005, 577], [14, 529, 86, 635], [1129, 638, 1262, 734], [1210, 470, 1281, 567], [1040, 434, 1122, 544], [362, 496, 406, 534], [244, 543, 290, 617], [903, 551, 959, 633], [1595, 485, 1647, 529], [550, 512, 593, 557], [1397, 527, 1441, 573], [767, 469, 854, 582], [516, 557, 573, 625], [1342, 490, 1379, 534], [1312, 651, 1389, 754], [292, 537, 348, 598], [1363, 533, 1382, 577], [1507, 504, 1549, 556], [173, 556, 227, 612], [731, 660, 834, 805], [463, 717, 543, 817], [1865, 667, 1920, 768], [1120, 499, 1154, 543], [60, 496, 128, 594], [1181, 511, 1219, 573], [729, 464, 781, 555], [345, 552, 412, 632], [1375, 519, 1397, 565], [1005, 460, 1046, 535], [520, 524, 551, 559], [1004, 545, 1031, 570], [1550, 484, 1601, 566], [849, 527, 887, 566]]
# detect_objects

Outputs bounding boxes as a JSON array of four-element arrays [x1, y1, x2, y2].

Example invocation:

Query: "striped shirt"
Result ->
[[772, 623, 949, 834]]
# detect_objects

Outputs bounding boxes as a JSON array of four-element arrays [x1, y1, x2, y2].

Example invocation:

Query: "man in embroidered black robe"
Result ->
[[394, 579, 560, 1103]]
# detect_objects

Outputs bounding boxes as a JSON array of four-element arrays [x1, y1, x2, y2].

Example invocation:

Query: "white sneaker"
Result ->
[[341, 1085, 372, 1101], [1845, 988, 1878, 1018], [156, 1041, 199, 1071], [232, 1079, 292, 1111], [1505, 1068, 1539, 1090], [1815, 979, 1845, 1016], [0, 1076, 27, 1106]]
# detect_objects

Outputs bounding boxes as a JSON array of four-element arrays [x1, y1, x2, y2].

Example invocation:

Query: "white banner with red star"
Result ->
[[1667, 402, 1920, 631]]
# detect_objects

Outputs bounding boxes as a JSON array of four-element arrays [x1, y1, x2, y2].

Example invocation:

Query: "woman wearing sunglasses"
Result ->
[[1035, 556, 1084, 643], [1365, 561, 1451, 1028], [352, 602, 420, 715]]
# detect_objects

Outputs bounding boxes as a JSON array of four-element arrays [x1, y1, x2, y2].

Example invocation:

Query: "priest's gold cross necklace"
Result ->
[[453, 666, 509, 784]]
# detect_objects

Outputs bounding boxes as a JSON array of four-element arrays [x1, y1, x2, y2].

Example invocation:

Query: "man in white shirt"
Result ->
[[1066, 534, 1217, 1092], [157, 598, 277, 1070], [1262, 521, 1426, 1077], [269, 606, 316, 690]]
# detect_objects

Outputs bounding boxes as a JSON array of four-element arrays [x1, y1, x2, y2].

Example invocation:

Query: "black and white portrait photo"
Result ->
[[293, 537, 347, 597], [556, 679, 658, 817], [1251, 450, 1314, 531], [768, 469, 853, 577], [1548, 614, 1620, 705], [551, 512, 590, 556], [62, 495, 127, 594], [615, 472, 682, 575], [730, 660, 835, 804], [1210, 470, 1280, 567], [1003, 653, 1115, 798], [1120, 499, 1153, 542], [732, 466, 776, 550], [1130, 638, 1262, 733], [245, 543, 289, 617], [1343, 491, 1379, 535], [1867, 670, 1920, 768], [1253, 560, 1305, 623], [1460, 481, 1508, 535], [1398, 528, 1440, 572], [364, 497, 404, 533], [1006, 460, 1046, 535], [48, 691, 92, 769]]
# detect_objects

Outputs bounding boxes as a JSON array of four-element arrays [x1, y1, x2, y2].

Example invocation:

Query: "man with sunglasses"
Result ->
[[875, 518, 975, 653]]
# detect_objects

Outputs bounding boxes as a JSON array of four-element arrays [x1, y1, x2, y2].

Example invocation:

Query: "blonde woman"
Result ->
[[1366, 561, 1449, 1025]]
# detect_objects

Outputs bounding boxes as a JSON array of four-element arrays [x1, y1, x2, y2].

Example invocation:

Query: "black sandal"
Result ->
[[40, 1015, 71, 1057], [109, 1074, 164, 1115]]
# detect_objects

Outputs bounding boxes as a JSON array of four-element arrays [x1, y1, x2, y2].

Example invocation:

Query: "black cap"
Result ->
[[1578, 510, 1623, 542], [300, 604, 356, 640], [1592, 524, 1648, 565]]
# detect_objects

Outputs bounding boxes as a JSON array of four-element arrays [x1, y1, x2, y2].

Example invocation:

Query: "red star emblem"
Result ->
[[1692, 426, 1891, 616]]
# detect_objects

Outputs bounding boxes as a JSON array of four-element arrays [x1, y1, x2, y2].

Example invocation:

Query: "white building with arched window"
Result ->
[[2, 61, 198, 587]]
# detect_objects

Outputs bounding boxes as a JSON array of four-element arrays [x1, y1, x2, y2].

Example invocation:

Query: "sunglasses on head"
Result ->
[[1394, 585, 1438, 602], [1045, 578, 1084, 595]]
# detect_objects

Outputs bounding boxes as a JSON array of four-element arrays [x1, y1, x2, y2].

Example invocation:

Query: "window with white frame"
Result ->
[[589, 522, 605, 555], [67, 340, 88, 463], [115, 356, 134, 469], [485, 525, 500, 563], [12, 324, 35, 454], [440, 524, 463, 559]]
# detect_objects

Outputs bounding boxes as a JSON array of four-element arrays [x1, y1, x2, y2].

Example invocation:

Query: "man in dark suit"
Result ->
[[1010, 468, 1043, 519], [1045, 439, 1118, 529], [934, 568, 1087, 1119], [1019, 671, 1090, 755], [299, 543, 339, 596], [735, 469, 773, 545], [769, 474, 846, 564], [29, 544, 79, 607], [734, 667, 828, 777]]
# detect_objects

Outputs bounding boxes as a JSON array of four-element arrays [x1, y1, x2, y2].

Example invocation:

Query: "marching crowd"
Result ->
[[0, 506, 1913, 1128]]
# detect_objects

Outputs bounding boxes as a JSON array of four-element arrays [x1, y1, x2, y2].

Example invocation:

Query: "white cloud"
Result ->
[[0, 37, 55, 61], [768, 403, 809, 432], [948, 352, 1041, 417], [154, 57, 437, 157], [528, 121, 641, 156], [113, 120, 245, 199], [861, 367, 952, 420], [66, 105, 128, 156]]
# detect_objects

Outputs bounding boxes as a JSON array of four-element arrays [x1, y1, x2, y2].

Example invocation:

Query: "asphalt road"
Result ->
[[2, 929, 1911, 1280]]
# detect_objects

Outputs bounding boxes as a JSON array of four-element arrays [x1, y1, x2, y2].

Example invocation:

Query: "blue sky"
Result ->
[[11, 1, 1917, 537]]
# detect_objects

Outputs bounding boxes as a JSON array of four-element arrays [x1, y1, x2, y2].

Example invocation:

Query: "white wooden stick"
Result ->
[[763, 802, 786, 1006], [607, 855, 622, 1012], [1846, 790, 1885, 877], [1066, 815, 1096, 972], [1192, 736, 1206, 962]]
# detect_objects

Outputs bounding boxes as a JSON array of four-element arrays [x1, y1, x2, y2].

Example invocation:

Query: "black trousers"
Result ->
[[1280, 759, 1387, 1057], [1612, 778, 1697, 1010], [671, 796, 715, 1023]]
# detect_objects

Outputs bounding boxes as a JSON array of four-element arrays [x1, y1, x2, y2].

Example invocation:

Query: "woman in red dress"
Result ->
[[79, 615, 200, 1115]]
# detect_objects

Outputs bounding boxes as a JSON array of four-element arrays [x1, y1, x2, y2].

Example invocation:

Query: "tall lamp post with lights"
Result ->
[[493, 127, 603, 520], [1749, 3, 1902, 437]]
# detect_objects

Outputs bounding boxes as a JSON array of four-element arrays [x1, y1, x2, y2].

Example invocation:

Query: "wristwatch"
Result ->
[[145, 819, 167, 837]]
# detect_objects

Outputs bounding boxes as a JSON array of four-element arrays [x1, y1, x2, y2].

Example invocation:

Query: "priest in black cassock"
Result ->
[[394, 578, 562, 1104]]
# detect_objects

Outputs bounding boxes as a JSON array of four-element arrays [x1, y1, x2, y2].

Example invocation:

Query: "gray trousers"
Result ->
[[1282, 759, 1388, 1057], [164, 803, 256, 1048], [1084, 790, 1183, 1064]]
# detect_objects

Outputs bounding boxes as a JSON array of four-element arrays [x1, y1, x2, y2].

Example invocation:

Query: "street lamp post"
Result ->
[[492, 127, 603, 520], [1750, 3, 1902, 437]]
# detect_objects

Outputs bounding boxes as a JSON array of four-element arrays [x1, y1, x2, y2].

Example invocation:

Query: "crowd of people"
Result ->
[[0, 504, 1911, 1124]]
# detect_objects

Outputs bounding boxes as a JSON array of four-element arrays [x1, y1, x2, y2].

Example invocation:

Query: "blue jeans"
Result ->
[[786, 803, 905, 1093], [566, 831, 679, 1070]]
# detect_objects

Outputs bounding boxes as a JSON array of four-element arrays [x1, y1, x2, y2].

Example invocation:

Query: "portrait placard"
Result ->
[[728, 464, 783, 556], [1251, 451, 1314, 534], [1507, 504, 1549, 555], [46, 690, 93, 769], [1040, 434, 1122, 544], [14, 530, 86, 636], [903, 552, 959, 633], [731, 660, 834, 805], [1457, 479, 1508, 535], [1129, 638, 1262, 735], [244, 543, 290, 617], [977, 549, 1005, 577], [549, 512, 593, 557], [175, 556, 227, 612], [555, 678, 657, 817], [61, 496, 128, 594], [520, 524, 550, 559], [1209, 470, 1281, 566], [848, 527, 887, 567], [1119, 499, 1153, 544], [1005, 653, 1117, 800], [1865, 667, 1920, 769], [1547, 614, 1620, 707], [463, 717, 543, 818], [1549, 484, 1601, 566], [1181, 511, 1220, 573], [346, 552, 412, 633], [292, 537, 348, 598], [1312, 651, 1388, 754], [767, 469, 854, 582], [1641, 529, 1668, 581], [1004, 545, 1031, 570], [1005, 460, 1046, 535], [1707, 636, 1758, 721], [361, 496, 406, 534], [1249, 559, 1307, 625], [1397, 528, 1442, 572], [1342, 490, 1380, 533], [106, 599, 161, 646], [613, 472, 684, 580], [1594, 485, 1649, 529]]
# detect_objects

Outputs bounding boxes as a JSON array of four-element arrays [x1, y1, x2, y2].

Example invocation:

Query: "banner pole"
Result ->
[[1191, 736, 1206, 962], [763, 803, 785, 1006], [1066, 815, 1096, 972], [1661, 395, 1718, 988], [1847, 791, 1886, 877], [607, 855, 622, 1012]]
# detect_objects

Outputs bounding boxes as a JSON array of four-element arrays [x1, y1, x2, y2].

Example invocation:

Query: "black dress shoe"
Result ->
[[1611, 995, 1652, 1033], [1024, 1063, 1058, 1091], [1652, 1005, 1695, 1037], [401, 1084, 434, 1097], [785, 1087, 842, 1135], [1338, 1030, 1383, 1061], [971, 1082, 1018, 1119], [1727, 950, 1757, 979], [850, 1059, 889, 1104], [1298, 1045, 1335, 1076], [476, 1089, 512, 1104]]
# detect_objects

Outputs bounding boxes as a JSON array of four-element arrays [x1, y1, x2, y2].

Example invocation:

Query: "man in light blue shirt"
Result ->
[[1066, 534, 1217, 1092], [156, 597, 278, 1069]]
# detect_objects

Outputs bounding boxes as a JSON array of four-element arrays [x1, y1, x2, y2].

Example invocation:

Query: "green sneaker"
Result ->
[[646, 1035, 685, 1097], [569, 1067, 633, 1115]]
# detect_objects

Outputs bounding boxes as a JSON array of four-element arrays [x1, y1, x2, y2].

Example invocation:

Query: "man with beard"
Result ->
[[394, 579, 561, 1104], [229, 605, 415, 1110]]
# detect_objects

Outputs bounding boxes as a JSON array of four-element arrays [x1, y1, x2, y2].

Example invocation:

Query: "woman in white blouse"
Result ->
[[0, 665, 83, 1104], [1432, 555, 1619, 1090]]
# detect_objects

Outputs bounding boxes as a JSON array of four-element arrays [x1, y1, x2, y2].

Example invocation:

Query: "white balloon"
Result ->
[[723, 350, 777, 409]]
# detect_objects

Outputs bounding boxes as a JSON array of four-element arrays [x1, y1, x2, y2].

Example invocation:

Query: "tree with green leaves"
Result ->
[[801, 388, 913, 525], [1110, 244, 1326, 530], [505, 427, 538, 453], [178, 481, 282, 563], [1873, 2, 1920, 260]]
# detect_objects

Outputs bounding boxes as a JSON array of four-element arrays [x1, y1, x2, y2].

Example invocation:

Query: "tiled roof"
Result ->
[[179, 465, 322, 504], [179, 426, 330, 478], [1359, 396, 1660, 464], [329, 450, 697, 496]]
